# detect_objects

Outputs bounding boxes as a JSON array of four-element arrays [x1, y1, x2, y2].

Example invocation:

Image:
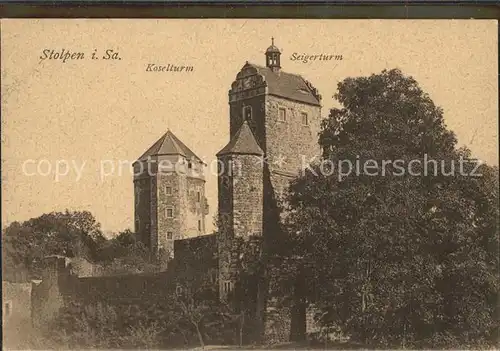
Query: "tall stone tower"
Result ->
[[226, 39, 322, 200], [134, 130, 208, 260], [217, 39, 322, 299]]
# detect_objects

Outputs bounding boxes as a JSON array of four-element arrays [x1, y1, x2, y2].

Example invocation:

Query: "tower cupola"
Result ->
[[265, 37, 281, 73]]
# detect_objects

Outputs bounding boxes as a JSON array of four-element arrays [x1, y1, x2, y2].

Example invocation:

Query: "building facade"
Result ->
[[133, 39, 321, 288], [133, 131, 209, 258], [217, 39, 322, 298]]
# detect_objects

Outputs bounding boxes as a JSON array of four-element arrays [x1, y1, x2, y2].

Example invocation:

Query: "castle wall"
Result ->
[[173, 234, 218, 290], [70, 272, 174, 303], [31, 257, 70, 328], [3, 282, 33, 349], [31, 236, 217, 328]]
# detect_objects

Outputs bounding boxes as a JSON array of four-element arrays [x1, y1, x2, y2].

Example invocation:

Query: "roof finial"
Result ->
[[265, 37, 281, 72]]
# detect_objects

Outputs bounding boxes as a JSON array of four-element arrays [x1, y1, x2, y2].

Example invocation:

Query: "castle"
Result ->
[[134, 38, 322, 294], [32, 39, 324, 344]]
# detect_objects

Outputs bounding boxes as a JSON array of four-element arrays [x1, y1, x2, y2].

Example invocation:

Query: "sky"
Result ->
[[1, 19, 498, 235]]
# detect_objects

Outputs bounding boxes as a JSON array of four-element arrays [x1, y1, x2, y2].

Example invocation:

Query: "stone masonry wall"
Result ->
[[184, 177, 206, 237], [31, 237, 217, 326], [217, 155, 234, 235], [232, 154, 264, 238], [150, 154, 207, 259], [265, 95, 321, 177], [150, 175, 158, 252], [219, 63, 324, 344], [134, 174, 152, 247], [217, 152, 263, 300], [156, 172, 182, 256], [217, 155, 234, 298], [229, 94, 266, 148]]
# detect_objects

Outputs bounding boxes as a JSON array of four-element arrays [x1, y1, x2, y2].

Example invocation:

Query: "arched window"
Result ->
[[243, 105, 252, 122]]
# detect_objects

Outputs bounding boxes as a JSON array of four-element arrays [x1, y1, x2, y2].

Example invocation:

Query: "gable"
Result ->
[[243, 63, 321, 106]]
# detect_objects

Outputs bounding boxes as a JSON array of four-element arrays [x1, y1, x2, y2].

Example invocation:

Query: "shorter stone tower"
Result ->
[[134, 130, 208, 260], [216, 120, 264, 299]]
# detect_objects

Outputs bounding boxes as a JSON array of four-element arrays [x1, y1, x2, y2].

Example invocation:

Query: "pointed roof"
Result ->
[[217, 121, 264, 157], [137, 130, 203, 163]]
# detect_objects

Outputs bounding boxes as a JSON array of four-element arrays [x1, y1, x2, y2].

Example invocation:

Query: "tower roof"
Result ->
[[266, 45, 280, 53], [137, 130, 203, 163], [217, 121, 264, 157], [244, 63, 321, 106], [265, 37, 281, 54]]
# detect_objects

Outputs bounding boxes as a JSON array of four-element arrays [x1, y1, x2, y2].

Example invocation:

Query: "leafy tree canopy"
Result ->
[[286, 69, 499, 348], [3, 210, 106, 280]]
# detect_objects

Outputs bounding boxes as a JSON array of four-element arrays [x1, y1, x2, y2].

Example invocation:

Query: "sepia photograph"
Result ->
[[1, 18, 498, 350]]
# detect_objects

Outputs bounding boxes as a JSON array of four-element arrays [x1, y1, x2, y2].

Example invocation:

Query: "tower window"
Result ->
[[135, 186, 141, 204], [166, 208, 174, 218], [278, 108, 286, 122], [135, 219, 140, 232], [176, 284, 183, 295], [198, 220, 202, 231], [167, 231, 173, 240], [165, 186, 172, 195], [223, 281, 233, 293], [196, 191, 201, 202], [4, 301, 12, 318], [243, 106, 252, 122], [301, 112, 309, 126]]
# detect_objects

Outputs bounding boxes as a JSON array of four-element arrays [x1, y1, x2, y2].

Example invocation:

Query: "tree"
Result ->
[[95, 229, 163, 275], [286, 69, 499, 348], [3, 210, 106, 280]]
